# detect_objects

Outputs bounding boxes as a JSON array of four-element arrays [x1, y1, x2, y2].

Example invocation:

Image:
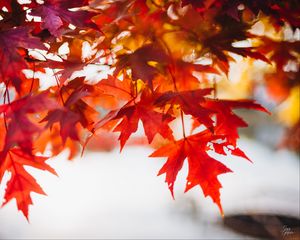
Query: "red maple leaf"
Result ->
[[0, 27, 46, 59], [150, 130, 232, 215], [113, 104, 174, 150], [30, 0, 97, 37], [95, 90, 174, 150], [202, 99, 270, 146], [0, 92, 58, 152], [38, 58, 88, 85], [156, 61, 218, 92], [96, 74, 133, 103], [155, 88, 215, 130], [0, 27, 47, 89], [0, 148, 57, 220], [41, 78, 99, 144]]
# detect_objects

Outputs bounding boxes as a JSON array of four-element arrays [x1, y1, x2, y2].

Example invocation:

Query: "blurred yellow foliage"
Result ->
[[117, 33, 147, 52], [217, 58, 254, 99], [278, 86, 300, 127], [162, 32, 200, 59]]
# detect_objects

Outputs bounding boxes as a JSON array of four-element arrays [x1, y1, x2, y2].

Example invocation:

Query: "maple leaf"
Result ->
[[61, 79, 99, 130], [34, 125, 79, 160], [96, 90, 174, 150], [39, 58, 88, 85], [0, 27, 47, 87], [150, 130, 232, 215], [201, 16, 271, 74], [92, 0, 135, 27], [0, 0, 27, 27], [256, 37, 300, 71], [155, 88, 215, 129], [0, 92, 58, 152], [0, 47, 45, 96], [83, 76, 133, 110], [240, 0, 300, 28], [93, 0, 150, 41], [30, 0, 97, 37], [0, 27, 46, 56], [190, 98, 269, 161], [202, 99, 270, 146], [37, 36, 101, 85], [156, 61, 218, 92], [114, 44, 169, 90], [96, 74, 133, 103], [113, 105, 174, 150], [42, 78, 99, 143], [42, 109, 81, 144], [0, 148, 57, 220], [0, 27, 47, 63]]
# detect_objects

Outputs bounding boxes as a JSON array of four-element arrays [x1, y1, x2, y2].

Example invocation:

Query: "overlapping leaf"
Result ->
[[95, 90, 174, 150], [114, 44, 169, 90], [0, 92, 58, 152]]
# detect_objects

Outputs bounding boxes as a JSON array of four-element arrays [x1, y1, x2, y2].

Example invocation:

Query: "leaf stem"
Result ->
[[3, 85, 11, 132], [3, 112, 8, 132], [180, 110, 186, 139], [213, 77, 217, 99], [159, 38, 187, 139], [29, 62, 36, 93]]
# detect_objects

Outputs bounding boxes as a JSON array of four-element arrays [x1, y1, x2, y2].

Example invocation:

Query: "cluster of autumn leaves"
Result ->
[[0, 0, 299, 219]]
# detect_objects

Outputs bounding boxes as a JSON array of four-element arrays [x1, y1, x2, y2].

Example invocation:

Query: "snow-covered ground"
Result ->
[[0, 137, 299, 239]]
